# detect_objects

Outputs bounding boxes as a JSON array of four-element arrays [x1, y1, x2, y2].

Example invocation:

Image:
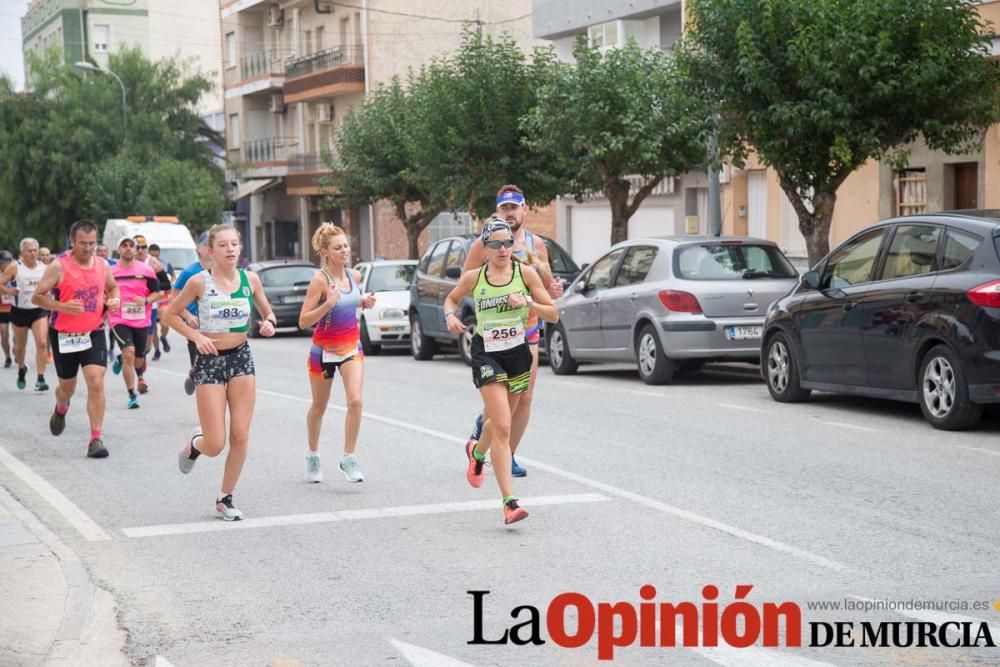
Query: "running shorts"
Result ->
[[49, 329, 108, 380], [111, 324, 149, 358], [11, 307, 48, 328], [470, 335, 531, 393], [193, 342, 255, 386], [307, 344, 362, 379]]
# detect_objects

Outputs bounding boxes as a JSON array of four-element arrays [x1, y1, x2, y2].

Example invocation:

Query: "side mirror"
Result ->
[[801, 270, 820, 290], [573, 281, 586, 294], [444, 265, 462, 280]]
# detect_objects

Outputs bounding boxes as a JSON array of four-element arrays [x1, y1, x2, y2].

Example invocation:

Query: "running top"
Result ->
[[474, 262, 530, 353], [110, 261, 159, 328], [196, 269, 253, 334], [14, 262, 45, 310], [312, 269, 361, 361], [52, 256, 108, 333], [174, 261, 206, 317], [513, 231, 540, 333]]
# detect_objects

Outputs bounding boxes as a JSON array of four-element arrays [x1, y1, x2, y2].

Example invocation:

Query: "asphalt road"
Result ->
[[1, 330, 999, 666]]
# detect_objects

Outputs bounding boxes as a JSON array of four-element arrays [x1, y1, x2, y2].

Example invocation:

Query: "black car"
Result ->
[[762, 211, 1000, 430], [246, 260, 317, 335], [409, 233, 580, 364]]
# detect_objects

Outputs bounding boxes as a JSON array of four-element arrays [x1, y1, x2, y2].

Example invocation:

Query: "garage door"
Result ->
[[568, 207, 612, 266], [628, 205, 674, 240]]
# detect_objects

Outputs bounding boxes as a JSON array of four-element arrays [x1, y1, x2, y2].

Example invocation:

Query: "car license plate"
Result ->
[[283, 295, 305, 304], [726, 325, 762, 340]]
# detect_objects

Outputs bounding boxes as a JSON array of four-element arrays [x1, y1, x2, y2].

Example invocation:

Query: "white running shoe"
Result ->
[[178, 428, 202, 474], [306, 452, 323, 483], [215, 494, 243, 521], [339, 454, 364, 483]]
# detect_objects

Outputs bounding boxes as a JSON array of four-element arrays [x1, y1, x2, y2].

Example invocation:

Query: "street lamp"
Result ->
[[74, 61, 127, 140]]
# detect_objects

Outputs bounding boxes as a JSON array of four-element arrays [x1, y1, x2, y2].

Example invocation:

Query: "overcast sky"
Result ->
[[0, 0, 29, 90]]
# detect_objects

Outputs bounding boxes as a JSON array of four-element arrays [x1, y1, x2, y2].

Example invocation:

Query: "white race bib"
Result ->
[[483, 318, 525, 352], [204, 298, 251, 331], [58, 332, 92, 354], [322, 348, 354, 364], [122, 301, 145, 320], [0, 293, 13, 306]]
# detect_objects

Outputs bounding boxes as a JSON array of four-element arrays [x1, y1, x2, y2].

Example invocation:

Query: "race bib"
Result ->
[[0, 293, 13, 306], [122, 301, 145, 320], [484, 318, 525, 352], [322, 348, 354, 364], [204, 298, 251, 331], [58, 332, 92, 354]]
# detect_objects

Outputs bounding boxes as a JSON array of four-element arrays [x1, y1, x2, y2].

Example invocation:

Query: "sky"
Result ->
[[0, 0, 29, 90]]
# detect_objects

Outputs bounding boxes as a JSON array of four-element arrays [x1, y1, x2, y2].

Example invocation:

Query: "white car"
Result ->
[[355, 259, 418, 354]]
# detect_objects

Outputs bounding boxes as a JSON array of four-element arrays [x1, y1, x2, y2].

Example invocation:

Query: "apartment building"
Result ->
[[221, 0, 543, 263]]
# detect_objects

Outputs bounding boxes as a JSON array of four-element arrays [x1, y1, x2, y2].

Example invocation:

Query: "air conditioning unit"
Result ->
[[266, 6, 284, 28], [269, 93, 285, 113], [316, 103, 333, 123]]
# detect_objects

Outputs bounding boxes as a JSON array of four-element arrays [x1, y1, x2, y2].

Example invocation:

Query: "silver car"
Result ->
[[547, 237, 799, 384], [355, 259, 418, 355]]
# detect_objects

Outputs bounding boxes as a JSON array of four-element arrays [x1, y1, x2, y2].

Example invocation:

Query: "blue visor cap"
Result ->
[[496, 190, 525, 207]]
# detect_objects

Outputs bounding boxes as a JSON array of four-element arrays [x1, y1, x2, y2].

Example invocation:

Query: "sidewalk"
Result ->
[[0, 485, 128, 667]]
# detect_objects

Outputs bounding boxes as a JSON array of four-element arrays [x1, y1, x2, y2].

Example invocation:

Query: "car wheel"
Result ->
[[410, 312, 435, 360], [636, 324, 675, 385], [919, 344, 982, 430], [360, 318, 381, 356], [459, 314, 476, 367], [547, 322, 578, 375], [765, 332, 810, 402]]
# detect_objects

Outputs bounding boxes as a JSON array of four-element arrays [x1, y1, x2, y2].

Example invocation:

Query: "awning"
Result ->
[[233, 179, 277, 201]]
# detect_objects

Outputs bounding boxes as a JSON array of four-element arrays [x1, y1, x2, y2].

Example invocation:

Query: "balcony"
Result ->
[[286, 151, 341, 196], [240, 136, 298, 178], [283, 46, 365, 104], [225, 49, 288, 98]]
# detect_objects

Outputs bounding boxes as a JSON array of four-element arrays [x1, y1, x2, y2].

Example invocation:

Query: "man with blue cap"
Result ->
[[172, 231, 214, 395]]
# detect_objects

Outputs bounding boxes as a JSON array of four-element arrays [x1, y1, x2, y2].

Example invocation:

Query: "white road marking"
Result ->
[[390, 639, 474, 667], [847, 595, 1000, 637], [663, 623, 837, 667], [154, 657, 176, 667], [957, 445, 1000, 459], [817, 420, 882, 433], [716, 402, 763, 412], [0, 445, 111, 542], [121, 494, 609, 538]]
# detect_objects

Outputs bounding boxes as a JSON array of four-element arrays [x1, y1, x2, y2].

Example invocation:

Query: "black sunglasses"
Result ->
[[484, 239, 514, 249], [136, 245, 148, 250]]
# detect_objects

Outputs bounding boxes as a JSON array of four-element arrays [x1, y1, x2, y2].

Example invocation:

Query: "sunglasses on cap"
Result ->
[[483, 239, 514, 250]]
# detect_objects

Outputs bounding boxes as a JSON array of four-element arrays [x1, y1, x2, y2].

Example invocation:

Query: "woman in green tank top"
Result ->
[[444, 219, 559, 525]]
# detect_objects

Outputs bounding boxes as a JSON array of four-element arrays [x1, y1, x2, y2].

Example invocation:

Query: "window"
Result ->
[[880, 225, 941, 280], [895, 168, 927, 216], [822, 230, 886, 289], [444, 241, 465, 275], [259, 266, 317, 287], [315, 26, 324, 52], [426, 241, 450, 278], [675, 244, 797, 280], [585, 249, 624, 291], [225, 32, 236, 67], [543, 239, 579, 276], [588, 21, 619, 48], [92, 24, 110, 53], [304, 30, 313, 55], [228, 114, 240, 149], [368, 265, 416, 292], [614, 247, 658, 287], [940, 229, 981, 271]]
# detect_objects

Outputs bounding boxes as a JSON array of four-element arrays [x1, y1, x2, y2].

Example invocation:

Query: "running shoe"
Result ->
[[127, 395, 139, 409], [178, 428, 202, 474], [49, 407, 66, 436], [470, 413, 484, 440], [152, 349, 161, 361], [503, 498, 528, 525], [465, 439, 485, 488], [511, 456, 527, 478], [86, 438, 108, 459], [34, 378, 48, 392], [183, 373, 195, 396], [3, 358, 10, 368], [112, 354, 122, 375], [306, 452, 323, 483], [16, 366, 26, 390], [215, 494, 243, 521], [137, 378, 149, 394], [339, 455, 364, 482], [161, 336, 171, 352]]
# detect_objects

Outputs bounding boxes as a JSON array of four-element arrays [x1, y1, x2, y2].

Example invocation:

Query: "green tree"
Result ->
[[82, 154, 147, 225], [524, 38, 712, 246], [136, 159, 224, 228], [678, 0, 1000, 264]]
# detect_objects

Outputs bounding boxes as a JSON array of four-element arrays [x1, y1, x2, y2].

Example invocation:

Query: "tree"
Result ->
[[524, 38, 712, 246], [135, 159, 224, 229], [678, 0, 1000, 264]]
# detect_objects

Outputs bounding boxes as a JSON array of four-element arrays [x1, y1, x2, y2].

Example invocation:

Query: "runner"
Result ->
[[37, 247, 53, 265], [298, 223, 376, 484], [134, 236, 168, 361], [444, 218, 559, 525], [164, 223, 278, 521], [109, 237, 161, 408], [0, 250, 13, 368], [461, 185, 565, 477], [33, 220, 120, 459], [0, 238, 50, 391], [172, 232, 213, 395], [148, 243, 176, 360]]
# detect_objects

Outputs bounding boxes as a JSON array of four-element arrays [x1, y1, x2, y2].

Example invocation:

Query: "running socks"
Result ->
[[91, 429, 101, 441], [55, 403, 69, 416], [503, 495, 516, 506], [472, 446, 487, 462]]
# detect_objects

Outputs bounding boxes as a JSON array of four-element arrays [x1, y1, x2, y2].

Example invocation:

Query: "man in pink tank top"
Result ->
[[33, 220, 121, 459]]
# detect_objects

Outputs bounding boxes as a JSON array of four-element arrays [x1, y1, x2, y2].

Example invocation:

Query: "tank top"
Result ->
[[196, 269, 253, 334], [512, 230, 539, 331], [312, 269, 362, 361], [474, 262, 530, 353], [110, 261, 158, 328], [52, 256, 108, 333], [15, 262, 45, 310]]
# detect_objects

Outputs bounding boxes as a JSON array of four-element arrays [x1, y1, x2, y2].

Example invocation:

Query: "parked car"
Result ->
[[547, 237, 799, 384], [409, 233, 580, 364], [246, 260, 317, 336], [354, 259, 418, 354], [763, 211, 1000, 430]]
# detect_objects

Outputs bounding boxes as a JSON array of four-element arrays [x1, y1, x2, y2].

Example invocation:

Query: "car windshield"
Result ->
[[676, 243, 797, 280], [543, 239, 580, 275], [259, 266, 317, 287], [157, 248, 196, 270], [368, 264, 416, 291]]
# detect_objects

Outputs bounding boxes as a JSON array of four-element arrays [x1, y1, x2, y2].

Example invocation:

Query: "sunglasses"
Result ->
[[484, 239, 514, 250], [136, 245, 148, 250]]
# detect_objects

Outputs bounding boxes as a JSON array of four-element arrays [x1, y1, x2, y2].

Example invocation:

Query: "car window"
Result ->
[[258, 266, 317, 287], [585, 249, 624, 291], [425, 241, 450, 278], [614, 246, 658, 287], [368, 264, 416, 291], [880, 225, 941, 280], [822, 229, 886, 289], [356, 264, 369, 286], [543, 239, 579, 275], [444, 241, 466, 274], [676, 244, 796, 280], [940, 229, 981, 271]]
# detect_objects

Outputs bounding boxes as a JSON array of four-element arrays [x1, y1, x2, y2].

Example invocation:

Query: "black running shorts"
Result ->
[[11, 306, 47, 328], [111, 324, 149, 358], [49, 329, 108, 380], [470, 335, 531, 393]]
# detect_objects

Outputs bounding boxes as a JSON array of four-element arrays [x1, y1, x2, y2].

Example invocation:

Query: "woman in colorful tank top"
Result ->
[[444, 218, 559, 525], [164, 224, 278, 521], [298, 223, 376, 484]]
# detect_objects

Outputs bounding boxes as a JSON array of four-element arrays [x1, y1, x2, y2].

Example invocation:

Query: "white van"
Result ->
[[103, 217, 198, 271]]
